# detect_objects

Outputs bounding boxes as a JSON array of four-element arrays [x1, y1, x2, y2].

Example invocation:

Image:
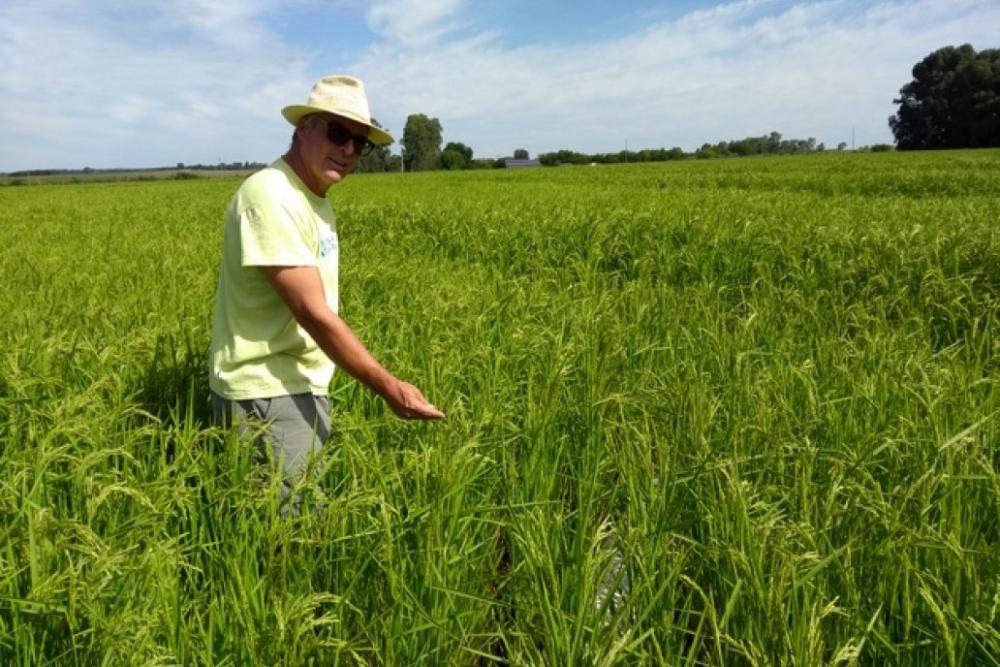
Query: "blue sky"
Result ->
[[0, 0, 996, 171]]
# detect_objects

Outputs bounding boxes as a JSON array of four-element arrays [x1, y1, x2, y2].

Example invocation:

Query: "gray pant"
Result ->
[[212, 392, 331, 513]]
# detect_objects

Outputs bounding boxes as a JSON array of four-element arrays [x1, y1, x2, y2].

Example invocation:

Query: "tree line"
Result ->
[[536, 134, 872, 167], [357, 114, 513, 173], [359, 43, 996, 173], [359, 117, 848, 173], [10, 44, 992, 179]]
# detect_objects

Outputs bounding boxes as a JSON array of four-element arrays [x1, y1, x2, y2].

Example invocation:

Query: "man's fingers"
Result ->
[[405, 393, 444, 419], [413, 402, 445, 419], [390, 381, 445, 420]]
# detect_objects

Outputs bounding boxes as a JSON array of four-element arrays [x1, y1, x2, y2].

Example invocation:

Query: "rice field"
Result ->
[[1, 150, 998, 665]]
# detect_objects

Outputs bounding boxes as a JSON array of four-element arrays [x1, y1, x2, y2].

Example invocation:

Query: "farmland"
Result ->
[[1, 150, 999, 665]]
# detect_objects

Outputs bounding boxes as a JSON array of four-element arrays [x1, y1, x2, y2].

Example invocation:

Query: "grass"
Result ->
[[1, 150, 999, 665]]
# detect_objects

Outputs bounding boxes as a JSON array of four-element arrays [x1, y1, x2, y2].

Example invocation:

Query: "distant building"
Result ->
[[505, 158, 541, 169]]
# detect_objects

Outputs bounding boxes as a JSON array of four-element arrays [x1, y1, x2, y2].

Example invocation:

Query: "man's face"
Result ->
[[296, 113, 369, 192]]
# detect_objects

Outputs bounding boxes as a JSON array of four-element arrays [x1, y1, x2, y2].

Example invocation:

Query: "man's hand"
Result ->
[[385, 380, 445, 420]]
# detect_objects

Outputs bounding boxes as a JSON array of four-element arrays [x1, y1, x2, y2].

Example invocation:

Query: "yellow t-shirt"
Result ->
[[209, 158, 339, 400]]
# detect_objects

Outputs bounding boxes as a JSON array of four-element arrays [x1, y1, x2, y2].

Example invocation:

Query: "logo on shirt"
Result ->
[[319, 234, 337, 259]]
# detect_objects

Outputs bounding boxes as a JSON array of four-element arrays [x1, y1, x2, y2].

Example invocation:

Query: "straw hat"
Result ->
[[282, 75, 394, 146]]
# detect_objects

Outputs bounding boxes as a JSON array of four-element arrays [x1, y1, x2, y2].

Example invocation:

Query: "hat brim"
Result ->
[[282, 104, 394, 146]]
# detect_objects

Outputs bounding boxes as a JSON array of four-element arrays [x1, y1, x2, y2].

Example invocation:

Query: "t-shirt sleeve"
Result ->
[[238, 201, 317, 267]]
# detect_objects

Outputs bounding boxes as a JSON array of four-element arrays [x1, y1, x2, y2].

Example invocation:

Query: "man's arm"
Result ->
[[260, 265, 444, 420]]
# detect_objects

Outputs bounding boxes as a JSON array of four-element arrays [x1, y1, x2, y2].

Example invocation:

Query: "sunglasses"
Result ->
[[325, 121, 375, 156]]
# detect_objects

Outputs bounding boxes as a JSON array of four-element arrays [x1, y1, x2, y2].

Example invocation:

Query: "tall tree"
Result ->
[[402, 114, 443, 171], [889, 44, 1000, 150], [357, 118, 393, 173], [513, 148, 529, 160], [441, 141, 473, 170]]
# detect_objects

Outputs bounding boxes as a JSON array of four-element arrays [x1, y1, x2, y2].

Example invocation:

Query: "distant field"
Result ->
[[0, 168, 257, 185], [1, 151, 998, 665]]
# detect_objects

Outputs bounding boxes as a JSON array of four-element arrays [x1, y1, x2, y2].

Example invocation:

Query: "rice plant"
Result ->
[[1, 150, 998, 665]]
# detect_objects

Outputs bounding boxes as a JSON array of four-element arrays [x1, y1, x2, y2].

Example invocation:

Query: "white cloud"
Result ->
[[0, 0, 312, 170], [366, 0, 467, 47], [167, 0, 277, 49], [352, 0, 1000, 157]]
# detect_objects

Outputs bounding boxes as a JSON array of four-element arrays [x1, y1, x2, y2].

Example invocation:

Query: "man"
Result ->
[[209, 74, 443, 510]]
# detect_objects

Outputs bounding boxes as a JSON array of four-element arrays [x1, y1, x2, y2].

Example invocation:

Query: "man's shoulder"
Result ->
[[228, 161, 304, 218], [239, 160, 295, 197]]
